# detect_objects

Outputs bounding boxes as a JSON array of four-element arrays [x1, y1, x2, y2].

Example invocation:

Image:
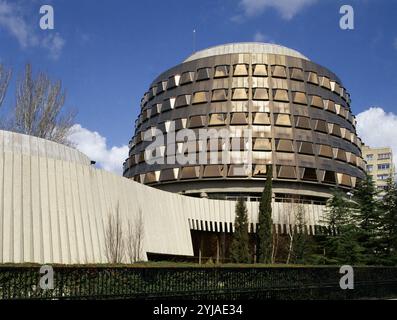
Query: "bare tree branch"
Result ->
[[104, 203, 125, 264], [126, 209, 144, 263], [0, 64, 11, 110], [12, 63, 76, 145]]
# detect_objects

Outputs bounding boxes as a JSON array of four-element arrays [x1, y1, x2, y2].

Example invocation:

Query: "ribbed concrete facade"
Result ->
[[0, 130, 325, 264]]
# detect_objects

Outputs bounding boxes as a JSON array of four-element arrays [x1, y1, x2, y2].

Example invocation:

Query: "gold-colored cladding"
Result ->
[[293, 91, 308, 105], [276, 139, 294, 152], [253, 138, 272, 151], [306, 72, 319, 85], [233, 64, 248, 76], [192, 91, 208, 104], [232, 88, 248, 100], [324, 100, 336, 113], [129, 49, 365, 189], [299, 142, 314, 155], [334, 148, 347, 162], [253, 113, 270, 125], [203, 165, 224, 178], [160, 168, 178, 182], [230, 112, 248, 125], [211, 89, 228, 102], [274, 114, 292, 127], [329, 123, 342, 137], [337, 173, 352, 186], [214, 65, 229, 78], [228, 165, 250, 177], [180, 71, 195, 85], [271, 65, 287, 78], [196, 67, 211, 81], [208, 113, 227, 126], [273, 89, 289, 102], [144, 171, 157, 184], [290, 68, 304, 81], [310, 95, 324, 109], [314, 119, 328, 133], [277, 165, 297, 179], [295, 116, 311, 130], [180, 166, 201, 179], [253, 64, 268, 76], [188, 115, 206, 128], [320, 76, 331, 90], [175, 94, 191, 108], [318, 145, 333, 158], [253, 88, 269, 100]]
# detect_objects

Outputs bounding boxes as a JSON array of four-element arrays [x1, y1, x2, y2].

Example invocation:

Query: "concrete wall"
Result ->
[[0, 130, 325, 264]]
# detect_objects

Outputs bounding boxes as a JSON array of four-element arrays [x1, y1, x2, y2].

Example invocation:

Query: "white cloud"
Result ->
[[240, 0, 318, 20], [68, 124, 128, 175], [356, 107, 397, 168], [253, 31, 266, 42], [42, 32, 65, 60], [0, 0, 65, 59], [253, 31, 274, 43], [0, 0, 33, 47]]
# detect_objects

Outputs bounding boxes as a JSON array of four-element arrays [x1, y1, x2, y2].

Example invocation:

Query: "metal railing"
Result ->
[[0, 266, 396, 300]]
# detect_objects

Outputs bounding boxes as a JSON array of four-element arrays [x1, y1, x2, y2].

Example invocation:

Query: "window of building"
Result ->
[[366, 165, 373, 172], [366, 154, 373, 161], [378, 153, 391, 160], [378, 163, 390, 170], [377, 174, 389, 180]]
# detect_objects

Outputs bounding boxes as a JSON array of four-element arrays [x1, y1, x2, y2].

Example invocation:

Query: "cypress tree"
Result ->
[[230, 198, 250, 263], [257, 164, 273, 264]]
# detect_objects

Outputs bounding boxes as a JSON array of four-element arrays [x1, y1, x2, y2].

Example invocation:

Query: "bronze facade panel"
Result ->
[[127, 45, 366, 195]]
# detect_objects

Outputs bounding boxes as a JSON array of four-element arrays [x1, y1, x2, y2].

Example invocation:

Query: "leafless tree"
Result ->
[[126, 209, 144, 263], [12, 63, 76, 145], [277, 200, 297, 264], [0, 64, 11, 109], [104, 203, 125, 264], [271, 225, 279, 264]]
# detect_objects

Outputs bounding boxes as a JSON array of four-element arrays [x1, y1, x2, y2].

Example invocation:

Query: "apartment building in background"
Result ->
[[362, 145, 395, 192]]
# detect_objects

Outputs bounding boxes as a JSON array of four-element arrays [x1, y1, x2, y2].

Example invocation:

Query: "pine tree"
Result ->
[[230, 198, 250, 263], [323, 189, 351, 235], [322, 189, 365, 264], [353, 174, 381, 264], [378, 177, 397, 265], [291, 204, 314, 264], [257, 164, 273, 264]]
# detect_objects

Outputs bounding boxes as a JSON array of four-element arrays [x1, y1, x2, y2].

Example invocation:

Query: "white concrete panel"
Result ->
[[12, 152, 22, 262], [3, 152, 13, 262], [0, 130, 326, 264]]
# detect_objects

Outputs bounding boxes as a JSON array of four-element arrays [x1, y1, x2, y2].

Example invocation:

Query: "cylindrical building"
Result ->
[[124, 43, 366, 203]]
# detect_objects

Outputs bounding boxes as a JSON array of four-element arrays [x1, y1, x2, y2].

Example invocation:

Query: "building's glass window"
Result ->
[[378, 153, 391, 160], [377, 174, 389, 180], [378, 163, 390, 170], [366, 165, 373, 172], [366, 154, 373, 161]]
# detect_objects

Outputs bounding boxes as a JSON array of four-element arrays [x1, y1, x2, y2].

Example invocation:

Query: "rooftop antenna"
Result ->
[[193, 29, 196, 53]]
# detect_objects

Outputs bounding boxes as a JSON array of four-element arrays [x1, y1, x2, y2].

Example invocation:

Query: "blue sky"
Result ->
[[1, 0, 397, 173]]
